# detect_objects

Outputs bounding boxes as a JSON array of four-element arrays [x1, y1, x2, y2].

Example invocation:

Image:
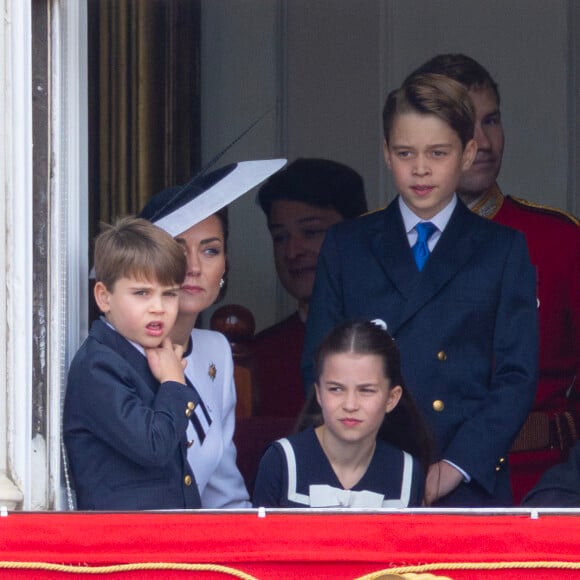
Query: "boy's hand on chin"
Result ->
[[146, 337, 187, 385]]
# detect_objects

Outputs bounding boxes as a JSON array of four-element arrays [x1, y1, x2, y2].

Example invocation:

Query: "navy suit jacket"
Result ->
[[523, 441, 580, 507], [64, 319, 201, 510], [302, 198, 538, 506]]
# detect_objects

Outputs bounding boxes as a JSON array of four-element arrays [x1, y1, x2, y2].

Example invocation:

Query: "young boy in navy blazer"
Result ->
[[64, 217, 201, 510], [302, 74, 538, 507]]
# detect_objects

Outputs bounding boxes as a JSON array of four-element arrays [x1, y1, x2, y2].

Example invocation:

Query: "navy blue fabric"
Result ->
[[64, 319, 201, 510], [252, 426, 424, 508], [302, 198, 538, 506], [523, 441, 580, 507]]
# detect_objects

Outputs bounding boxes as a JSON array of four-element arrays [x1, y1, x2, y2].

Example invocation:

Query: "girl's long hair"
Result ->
[[314, 319, 433, 474]]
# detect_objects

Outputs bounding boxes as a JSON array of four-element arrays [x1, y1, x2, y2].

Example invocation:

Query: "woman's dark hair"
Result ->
[[257, 158, 368, 220], [314, 319, 433, 474]]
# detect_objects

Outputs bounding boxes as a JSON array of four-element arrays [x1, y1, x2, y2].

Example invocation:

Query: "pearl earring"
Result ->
[[219, 278, 225, 289]]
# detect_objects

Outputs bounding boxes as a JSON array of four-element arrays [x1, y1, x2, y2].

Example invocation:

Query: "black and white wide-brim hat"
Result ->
[[140, 159, 287, 236]]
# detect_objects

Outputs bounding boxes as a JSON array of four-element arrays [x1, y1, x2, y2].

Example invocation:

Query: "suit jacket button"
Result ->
[[187, 401, 196, 410], [437, 350, 447, 361], [185, 409, 191, 417], [184, 475, 192, 486], [432, 400, 445, 412]]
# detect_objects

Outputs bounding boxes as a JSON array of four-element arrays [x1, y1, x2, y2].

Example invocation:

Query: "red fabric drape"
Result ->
[[1, 512, 579, 579]]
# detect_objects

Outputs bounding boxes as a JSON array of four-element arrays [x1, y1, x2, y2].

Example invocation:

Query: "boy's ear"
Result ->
[[383, 140, 393, 170], [385, 385, 403, 414], [462, 138, 478, 170], [93, 281, 111, 313]]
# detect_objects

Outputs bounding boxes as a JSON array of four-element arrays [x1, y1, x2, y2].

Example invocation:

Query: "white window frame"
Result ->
[[0, 0, 32, 510], [0, 0, 88, 510], [49, 0, 89, 510]]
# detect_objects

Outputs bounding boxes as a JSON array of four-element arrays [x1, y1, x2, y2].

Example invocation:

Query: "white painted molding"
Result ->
[[49, 0, 89, 510], [0, 0, 88, 511], [0, 0, 32, 509], [0, 0, 24, 511], [0, 474, 23, 510]]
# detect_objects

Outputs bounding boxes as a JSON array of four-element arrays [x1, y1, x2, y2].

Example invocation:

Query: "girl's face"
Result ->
[[175, 214, 226, 317], [315, 352, 402, 448]]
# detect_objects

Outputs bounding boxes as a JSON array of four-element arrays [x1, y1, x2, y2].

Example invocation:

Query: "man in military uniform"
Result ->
[[411, 53, 580, 503]]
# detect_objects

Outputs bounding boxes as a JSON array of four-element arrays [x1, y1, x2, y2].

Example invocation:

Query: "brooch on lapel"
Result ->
[[208, 363, 217, 381]]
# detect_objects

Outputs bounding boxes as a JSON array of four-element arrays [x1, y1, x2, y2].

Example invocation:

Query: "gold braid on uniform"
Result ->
[[471, 183, 580, 226], [470, 184, 504, 219], [509, 196, 580, 226]]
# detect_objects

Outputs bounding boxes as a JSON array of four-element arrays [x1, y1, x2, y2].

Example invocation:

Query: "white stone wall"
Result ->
[[0, 0, 31, 510], [0, 0, 88, 510]]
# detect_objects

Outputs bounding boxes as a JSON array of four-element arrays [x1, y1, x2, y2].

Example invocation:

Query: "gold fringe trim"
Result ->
[[355, 561, 580, 580], [0, 560, 579, 578], [0, 561, 258, 578], [364, 574, 453, 579]]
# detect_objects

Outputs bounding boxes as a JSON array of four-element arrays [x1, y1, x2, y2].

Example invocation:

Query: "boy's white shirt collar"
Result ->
[[398, 194, 457, 249], [102, 316, 147, 357]]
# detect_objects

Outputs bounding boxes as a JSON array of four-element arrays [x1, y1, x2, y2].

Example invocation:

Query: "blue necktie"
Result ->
[[412, 222, 437, 271]]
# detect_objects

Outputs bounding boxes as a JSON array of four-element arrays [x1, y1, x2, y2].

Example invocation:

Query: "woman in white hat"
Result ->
[[141, 159, 286, 508]]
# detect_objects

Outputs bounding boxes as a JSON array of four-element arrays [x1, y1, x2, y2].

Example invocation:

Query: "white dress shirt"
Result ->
[[398, 194, 457, 251]]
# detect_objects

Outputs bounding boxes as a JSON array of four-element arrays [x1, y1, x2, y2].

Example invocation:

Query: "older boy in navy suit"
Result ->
[[409, 53, 580, 505], [302, 74, 538, 507], [64, 217, 201, 510]]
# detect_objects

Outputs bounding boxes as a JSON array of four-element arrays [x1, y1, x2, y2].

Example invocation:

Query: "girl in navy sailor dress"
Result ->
[[252, 320, 431, 508]]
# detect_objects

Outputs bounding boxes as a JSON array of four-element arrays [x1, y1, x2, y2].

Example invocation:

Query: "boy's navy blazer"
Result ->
[[64, 318, 201, 510], [303, 198, 538, 506]]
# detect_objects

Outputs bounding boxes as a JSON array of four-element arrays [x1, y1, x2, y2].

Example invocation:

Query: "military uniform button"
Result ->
[[499, 457, 506, 464], [187, 439, 194, 448], [432, 400, 445, 412], [187, 401, 195, 410], [437, 350, 447, 361], [185, 409, 191, 417], [495, 466, 501, 472], [184, 475, 192, 486]]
